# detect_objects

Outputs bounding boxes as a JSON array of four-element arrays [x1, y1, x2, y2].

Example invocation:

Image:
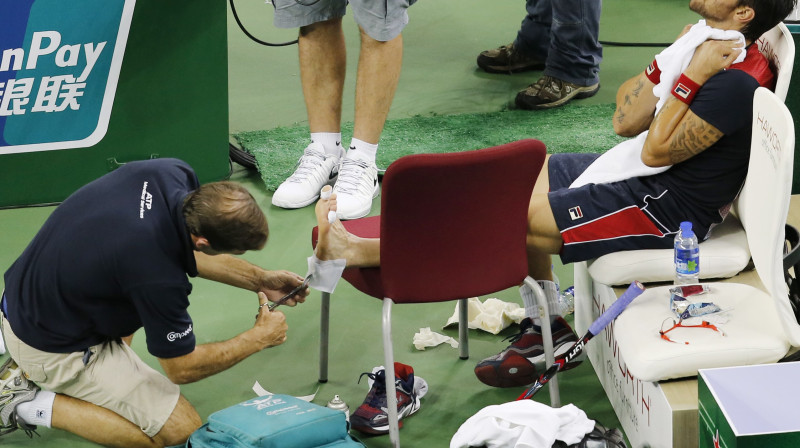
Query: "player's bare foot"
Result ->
[[314, 186, 380, 267], [315, 187, 350, 262]]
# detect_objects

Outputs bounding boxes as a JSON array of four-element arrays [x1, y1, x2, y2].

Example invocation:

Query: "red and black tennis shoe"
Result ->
[[350, 362, 423, 435], [474, 317, 584, 388]]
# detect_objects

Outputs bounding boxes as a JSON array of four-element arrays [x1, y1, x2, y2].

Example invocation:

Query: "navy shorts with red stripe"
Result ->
[[547, 153, 710, 263]]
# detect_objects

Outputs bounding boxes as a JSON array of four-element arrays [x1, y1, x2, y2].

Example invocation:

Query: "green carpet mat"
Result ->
[[235, 104, 626, 192]]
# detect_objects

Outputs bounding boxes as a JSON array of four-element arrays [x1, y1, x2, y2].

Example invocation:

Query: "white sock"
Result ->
[[16, 390, 56, 428], [520, 279, 560, 326], [310, 132, 344, 156], [347, 138, 378, 163]]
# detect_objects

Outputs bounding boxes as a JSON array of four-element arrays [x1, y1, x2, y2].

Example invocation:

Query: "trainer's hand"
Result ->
[[256, 270, 308, 307], [253, 292, 288, 349]]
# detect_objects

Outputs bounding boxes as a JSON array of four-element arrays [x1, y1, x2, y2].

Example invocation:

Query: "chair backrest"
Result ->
[[735, 87, 799, 344], [378, 139, 545, 303], [757, 22, 795, 100]]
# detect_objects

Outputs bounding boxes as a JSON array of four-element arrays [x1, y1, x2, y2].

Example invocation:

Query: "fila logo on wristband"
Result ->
[[645, 59, 661, 84], [674, 83, 693, 99], [672, 74, 700, 104]]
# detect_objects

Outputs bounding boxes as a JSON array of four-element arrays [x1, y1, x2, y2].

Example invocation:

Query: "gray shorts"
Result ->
[[272, 0, 416, 42], [1, 315, 180, 437]]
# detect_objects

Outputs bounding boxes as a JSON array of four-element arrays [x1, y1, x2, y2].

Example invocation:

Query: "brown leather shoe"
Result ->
[[477, 43, 545, 74], [515, 75, 600, 110]]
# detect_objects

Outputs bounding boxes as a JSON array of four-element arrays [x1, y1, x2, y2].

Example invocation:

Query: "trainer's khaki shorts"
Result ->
[[1, 315, 180, 437]]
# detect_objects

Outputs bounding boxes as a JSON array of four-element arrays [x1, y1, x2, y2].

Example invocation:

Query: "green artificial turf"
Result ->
[[235, 104, 626, 191]]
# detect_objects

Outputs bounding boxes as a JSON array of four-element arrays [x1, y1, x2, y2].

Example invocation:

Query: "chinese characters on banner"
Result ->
[[0, 0, 134, 154]]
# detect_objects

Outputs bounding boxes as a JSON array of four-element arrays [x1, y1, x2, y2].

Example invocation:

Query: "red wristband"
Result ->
[[671, 74, 701, 105], [645, 59, 661, 84]]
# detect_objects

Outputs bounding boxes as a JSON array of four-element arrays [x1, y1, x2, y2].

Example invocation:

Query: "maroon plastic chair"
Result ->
[[312, 139, 547, 447]]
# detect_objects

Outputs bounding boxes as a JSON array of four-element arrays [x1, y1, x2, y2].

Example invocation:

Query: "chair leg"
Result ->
[[382, 298, 401, 448], [319, 291, 330, 383], [458, 298, 469, 359], [525, 277, 561, 407]]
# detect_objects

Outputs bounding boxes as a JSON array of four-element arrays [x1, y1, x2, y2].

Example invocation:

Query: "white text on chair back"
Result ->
[[757, 22, 795, 101], [736, 86, 799, 345]]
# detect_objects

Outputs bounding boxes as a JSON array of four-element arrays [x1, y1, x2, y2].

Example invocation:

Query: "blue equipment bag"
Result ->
[[186, 394, 365, 448]]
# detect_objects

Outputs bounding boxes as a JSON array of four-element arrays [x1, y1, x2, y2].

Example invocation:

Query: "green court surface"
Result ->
[[0, 0, 698, 446]]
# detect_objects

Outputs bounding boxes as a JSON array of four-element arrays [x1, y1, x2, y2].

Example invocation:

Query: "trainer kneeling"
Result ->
[[0, 158, 308, 447]]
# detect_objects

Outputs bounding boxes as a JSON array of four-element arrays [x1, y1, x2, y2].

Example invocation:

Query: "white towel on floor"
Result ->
[[569, 20, 746, 189], [449, 400, 595, 448]]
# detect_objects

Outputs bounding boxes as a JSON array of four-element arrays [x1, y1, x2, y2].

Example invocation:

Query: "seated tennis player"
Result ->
[[313, 0, 795, 389]]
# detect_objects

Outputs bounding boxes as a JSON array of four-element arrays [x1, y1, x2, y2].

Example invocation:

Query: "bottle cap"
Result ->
[[679, 221, 695, 238]]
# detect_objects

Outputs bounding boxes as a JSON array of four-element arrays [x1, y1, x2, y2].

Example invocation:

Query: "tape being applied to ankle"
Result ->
[[307, 255, 346, 293]]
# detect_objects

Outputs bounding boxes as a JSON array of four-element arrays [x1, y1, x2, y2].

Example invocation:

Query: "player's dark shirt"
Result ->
[[3, 158, 199, 358], [646, 46, 771, 228]]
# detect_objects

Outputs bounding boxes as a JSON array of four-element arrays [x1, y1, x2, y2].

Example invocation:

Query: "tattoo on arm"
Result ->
[[616, 79, 644, 125], [631, 79, 644, 98], [668, 116, 723, 164]]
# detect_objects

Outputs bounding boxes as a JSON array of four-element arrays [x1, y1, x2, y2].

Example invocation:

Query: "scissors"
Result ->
[[260, 275, 311, 313]]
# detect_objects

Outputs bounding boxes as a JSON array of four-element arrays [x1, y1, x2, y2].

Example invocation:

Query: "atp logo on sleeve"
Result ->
[[0, 0, 135, 154]]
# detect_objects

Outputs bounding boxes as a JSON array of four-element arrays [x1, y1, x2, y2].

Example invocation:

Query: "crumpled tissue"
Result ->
[[413, 327, 459, 350], [444, 297, 526, 335]]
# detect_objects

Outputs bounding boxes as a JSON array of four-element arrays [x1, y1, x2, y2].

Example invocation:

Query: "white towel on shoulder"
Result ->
[[569, 20, 746, 189]]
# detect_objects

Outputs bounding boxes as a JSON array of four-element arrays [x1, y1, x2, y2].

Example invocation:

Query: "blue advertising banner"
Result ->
[[0, 0, 135, 154]]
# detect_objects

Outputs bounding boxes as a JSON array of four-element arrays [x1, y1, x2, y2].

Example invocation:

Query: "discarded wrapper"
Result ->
[[670, 294, 721, 320], [669, 284, 710, 298]]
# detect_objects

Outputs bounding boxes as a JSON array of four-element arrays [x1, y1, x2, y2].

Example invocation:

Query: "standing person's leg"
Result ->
[[476, 0, 549, 73], [351, 31, 402, 146], [300, 18, 346, 136], [514, 0, 553, 61], [332, 30, 400, 219], [272, 2, 349, 209], [543, 0, 602, 86], [333, 0, 412, 220], [516, 0, 603, 109]]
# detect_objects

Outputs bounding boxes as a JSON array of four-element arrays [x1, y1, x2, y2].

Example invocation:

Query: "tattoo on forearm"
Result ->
[[632, 79, 644, 98], [669, 119, 723, 164]]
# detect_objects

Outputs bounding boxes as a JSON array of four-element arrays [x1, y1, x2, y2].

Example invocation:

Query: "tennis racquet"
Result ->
[[517, 280, 646, 400]]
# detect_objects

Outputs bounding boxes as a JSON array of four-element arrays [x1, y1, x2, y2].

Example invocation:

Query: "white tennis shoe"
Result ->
[[332, 151, 379, 220], [272, 142, 345, 209]]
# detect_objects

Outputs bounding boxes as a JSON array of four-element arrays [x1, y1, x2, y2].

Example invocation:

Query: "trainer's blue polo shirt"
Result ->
[[3, 158, 199, 358]]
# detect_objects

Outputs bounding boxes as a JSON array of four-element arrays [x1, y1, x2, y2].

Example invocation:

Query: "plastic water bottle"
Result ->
[[560, 286, 575, 316], [551, 265, 560, 296], [551, 265, 574, 316], [674, 221, 700, 284]]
